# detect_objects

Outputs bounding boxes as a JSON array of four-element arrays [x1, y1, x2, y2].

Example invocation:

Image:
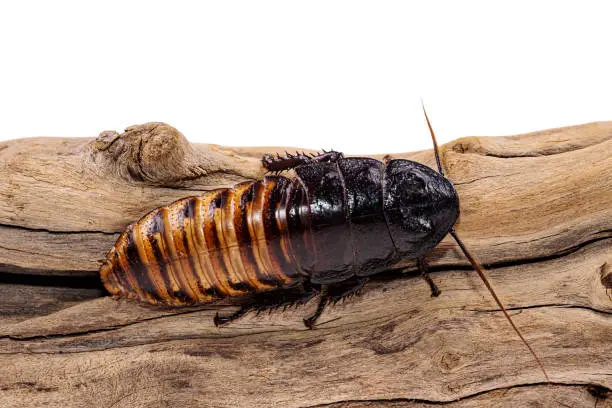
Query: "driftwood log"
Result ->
[[0, 122, 611, 408]]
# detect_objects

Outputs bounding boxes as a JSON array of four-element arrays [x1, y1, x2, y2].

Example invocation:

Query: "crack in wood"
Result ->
[[301, 383, 609, 407], [0, 270, 102, 288], [1, 307, 215, 342], [453, 172, 522, 186], [0, 222, 119, 236], [467, 303, 612, 316]]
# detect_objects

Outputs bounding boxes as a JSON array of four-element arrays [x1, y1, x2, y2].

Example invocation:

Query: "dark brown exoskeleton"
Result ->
[[100, 108, 550, 382]]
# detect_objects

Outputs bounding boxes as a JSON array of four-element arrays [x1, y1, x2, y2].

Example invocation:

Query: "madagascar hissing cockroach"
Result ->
[[100, 107, 550, 382]]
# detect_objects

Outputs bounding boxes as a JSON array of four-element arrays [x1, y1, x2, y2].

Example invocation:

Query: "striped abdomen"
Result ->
[[101, 176, 307, 306]]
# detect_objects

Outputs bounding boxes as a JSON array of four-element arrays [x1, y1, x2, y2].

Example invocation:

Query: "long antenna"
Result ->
[[421, 103, 551, 383], [421, 100, 445, 176], [450, 230, 551, 383]]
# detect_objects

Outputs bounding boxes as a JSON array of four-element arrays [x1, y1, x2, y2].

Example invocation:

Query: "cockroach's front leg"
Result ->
[[418, 257, 441, 297]]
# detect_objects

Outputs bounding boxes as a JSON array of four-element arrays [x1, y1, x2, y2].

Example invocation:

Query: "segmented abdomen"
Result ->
[[101, 176, 304, 306]]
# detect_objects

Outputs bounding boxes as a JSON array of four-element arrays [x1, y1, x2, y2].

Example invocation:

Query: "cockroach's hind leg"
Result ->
[[303, 288, 328, 330], [217, 282, 318, 327], [327, 277, 368, 302], [418, 257, 441, 297], [255, 285, 319, 314], [262, 150, 344, 172], [303, 277, 368, 329], [214, 306, 250, 327]]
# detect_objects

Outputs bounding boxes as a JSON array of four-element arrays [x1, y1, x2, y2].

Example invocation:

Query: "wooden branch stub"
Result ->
[[0, 121, 611, 408], [89, 122, 263, 187]]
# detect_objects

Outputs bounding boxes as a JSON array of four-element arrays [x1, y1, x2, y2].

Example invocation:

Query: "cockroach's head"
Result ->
[[383, 159, 459, 258]]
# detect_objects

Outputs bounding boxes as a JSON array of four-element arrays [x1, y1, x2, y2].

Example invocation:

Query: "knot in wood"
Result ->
[[600, 262, 612, 289], [94, 130, 120, 151], [438, 349, 465, 372], [89, 122, 199, 185]]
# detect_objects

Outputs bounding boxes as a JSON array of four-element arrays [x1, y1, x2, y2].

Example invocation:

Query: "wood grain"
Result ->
[[0, 122, 610, 408]]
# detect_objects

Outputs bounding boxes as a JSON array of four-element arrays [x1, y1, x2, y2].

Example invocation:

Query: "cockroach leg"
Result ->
[[303, 277, 368, 329], [262, 150, 344, 172], [303, 286, 328, 329], [215, 284, 319, 327], [417, 257, 441, 297], [214, 307, 249, 326]]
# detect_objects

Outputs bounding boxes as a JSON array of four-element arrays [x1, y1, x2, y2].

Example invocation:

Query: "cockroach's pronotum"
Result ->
[[100, 107, 550, 382]]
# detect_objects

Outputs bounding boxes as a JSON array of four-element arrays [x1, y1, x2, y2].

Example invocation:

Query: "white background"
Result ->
[[1, 1, 611, 154]]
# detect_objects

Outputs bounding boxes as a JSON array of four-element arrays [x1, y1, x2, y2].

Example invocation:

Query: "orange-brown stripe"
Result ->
[[184, 197, 216, 296], [124, 226, 159, 303], [102, 246, 126, 294], [234, 182, 276, 290], [123, 225, 165, 302], [220, 186, 269, 290], [262, 176, 298, 279], [234, 183, 277, 291], [200, 190, 245, 297], [100, 259, 121, 296], [160, 207, 198, 304], [134, 217, 172, 303], [275, 197, 296, 265], [115, 240, 144, 299], [169, 200, 202, 299], [214, 191, 246, 289], [191, 195, 232, 296], [183, 206, 217, 298], [245, 184, 269, 283], [248, 179, 292, 285], [103, 245, 134, 298], [171, 198, 214, 302], [149, 229, 182, 305]]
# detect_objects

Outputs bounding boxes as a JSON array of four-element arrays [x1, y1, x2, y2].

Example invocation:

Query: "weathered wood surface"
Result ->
[[0, 122, 611, 408]]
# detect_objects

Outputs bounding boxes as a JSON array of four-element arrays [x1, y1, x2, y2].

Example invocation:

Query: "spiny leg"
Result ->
[[262, 150, 344, 172], [214, 307, 248, 326], [214, 284, 319, 327], [303, 286, 328, 330], [418, 257, 441, 297], [254, 284, 319, 314], [303, 277, 368, 329]]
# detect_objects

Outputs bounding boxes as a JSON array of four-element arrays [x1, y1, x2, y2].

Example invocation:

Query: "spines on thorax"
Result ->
[[101, 176, 303, 306]]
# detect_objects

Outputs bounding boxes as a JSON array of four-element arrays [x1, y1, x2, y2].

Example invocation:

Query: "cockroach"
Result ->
[[100, 106, 550, 382]]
